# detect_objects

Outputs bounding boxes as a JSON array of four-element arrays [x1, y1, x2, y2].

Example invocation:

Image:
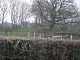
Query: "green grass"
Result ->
[[0, 27, 34, 37]]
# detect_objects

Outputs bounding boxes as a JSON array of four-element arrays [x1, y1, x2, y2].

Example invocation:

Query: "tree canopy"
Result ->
[[31, 0, 79, 30]]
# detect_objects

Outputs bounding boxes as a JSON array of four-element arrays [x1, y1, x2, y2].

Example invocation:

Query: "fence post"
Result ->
[[28, 32, 30, 40], [70, 34, 72, 40], [61, 35, 63, 40], [40, 32, 41, 40], [34, 32, 36, 39]]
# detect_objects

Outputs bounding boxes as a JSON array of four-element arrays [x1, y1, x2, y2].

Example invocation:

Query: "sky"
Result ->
[[2, 0, 80, 23], [24, 0, 80, 23], [21, 0, 80, 6], [16, 0, 34, 23], [74, 0, 80, 8], [5, 0, 34, 23], [18, 0, 80, 11], [17, 0, 33, 5]]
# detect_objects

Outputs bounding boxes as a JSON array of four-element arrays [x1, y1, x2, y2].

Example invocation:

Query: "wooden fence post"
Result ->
[[61, 35, 63, 40], [28, 32, 30, 40], [34, 32, 36, 39], [70, 34, 72, 40]]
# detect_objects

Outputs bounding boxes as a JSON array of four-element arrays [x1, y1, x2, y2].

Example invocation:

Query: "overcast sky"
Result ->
[[74, 0, 80, 8], [17, 0, 33, 5], [3, 0, 80, 23], [18, 0, 80, 8]]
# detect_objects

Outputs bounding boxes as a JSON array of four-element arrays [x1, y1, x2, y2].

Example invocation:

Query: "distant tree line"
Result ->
[[0, 0, 32, 32], [0, 0, 80, 33]]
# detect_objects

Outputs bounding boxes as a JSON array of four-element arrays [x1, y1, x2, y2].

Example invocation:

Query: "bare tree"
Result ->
[[0, 0, 8, 24], [10, 0, 19, 25], [19, 2, 30, 27], [9, 0, 30, 28], [31, 0, 79, 29]]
